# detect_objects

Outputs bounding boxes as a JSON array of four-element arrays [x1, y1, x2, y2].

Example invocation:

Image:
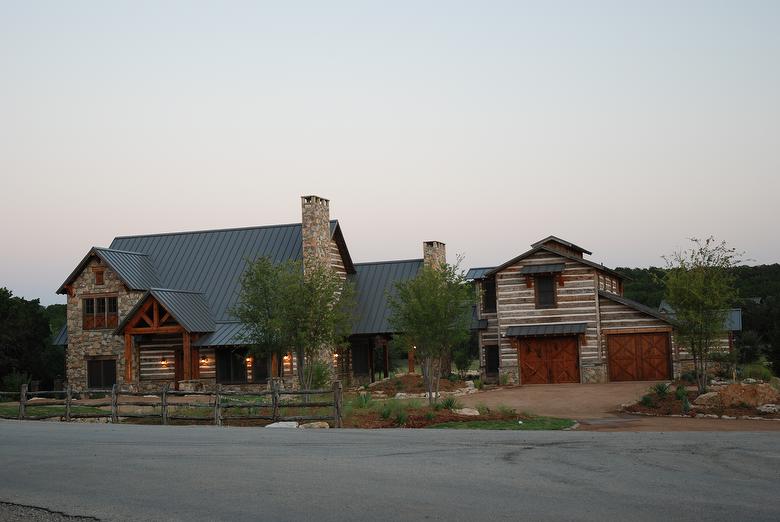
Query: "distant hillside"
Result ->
[[614, 264, 780, 308]]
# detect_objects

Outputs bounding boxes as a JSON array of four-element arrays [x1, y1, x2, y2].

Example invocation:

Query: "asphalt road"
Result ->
[[1, 421, 779, 521]]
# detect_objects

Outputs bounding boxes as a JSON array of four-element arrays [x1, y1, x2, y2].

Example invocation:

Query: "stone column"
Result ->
[[301, 195, 331, 275], [423, 241, 446, 269]]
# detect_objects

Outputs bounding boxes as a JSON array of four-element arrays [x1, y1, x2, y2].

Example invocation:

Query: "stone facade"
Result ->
[[65, 257, 144, 391], [423, 241, 446, 269], [301, 195, 331, 275]]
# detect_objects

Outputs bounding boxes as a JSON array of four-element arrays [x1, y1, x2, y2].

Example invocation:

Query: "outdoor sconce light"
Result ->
[[160, 357, 168, 367], [283, 354, 291, 362], [200, 355, 207, 364]]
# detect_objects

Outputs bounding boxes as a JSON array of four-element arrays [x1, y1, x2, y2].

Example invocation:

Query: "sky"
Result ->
[[1, 1, 779, 305]]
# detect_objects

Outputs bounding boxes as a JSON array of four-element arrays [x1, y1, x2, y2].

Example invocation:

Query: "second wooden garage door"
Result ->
[[517, 336, 579, 384], [608, 333, 671, 381]]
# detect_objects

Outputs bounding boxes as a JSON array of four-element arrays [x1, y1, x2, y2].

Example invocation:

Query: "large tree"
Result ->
[[664, 237, 740, 393], [233, 258, 354, 389], [388, 262, 474, 405]]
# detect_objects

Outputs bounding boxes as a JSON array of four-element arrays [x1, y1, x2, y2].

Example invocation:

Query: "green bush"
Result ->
[[304, 360, 331, 390], [675, 385, 687, 400], [379, 403, 393, 419], [453, 347, 473, 380], [738, 363, 773, 382], [475, 403, 490, 415], [473, 378, 484, 390], [651, 383, 670, 398], [424, 411, 435, 421], [681, 396, 691, 414], [499, 373, 510, 386], [394, 411, 409, 426], [440, 396, 461, 410], [353, 393, 372, 409], [640, 395, 656, 408], [680, 371, 696, 384], [496, 404, 516, 416]]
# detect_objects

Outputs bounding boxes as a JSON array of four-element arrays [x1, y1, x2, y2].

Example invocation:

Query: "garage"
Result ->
[[515, 336, 580, 384], [607, 332, 671, 381]]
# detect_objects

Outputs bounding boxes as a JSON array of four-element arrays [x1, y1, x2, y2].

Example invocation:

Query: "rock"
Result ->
[[266, 421, 298, 428], [757, 404, 779, 414], [394, 392, 410, 399], [693, 392, 721, 407], [719, 383, 780, 407], [454, 408, 480, 416], [743, 378, 758, 384], [720, 415, 736, 420], [298, 421, 330, 429], [465, 380, 475, 389]]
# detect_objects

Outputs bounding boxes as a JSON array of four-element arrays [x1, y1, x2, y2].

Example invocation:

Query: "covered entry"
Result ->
[[508, 323, 585, 384], [607, 331, 671, 381]]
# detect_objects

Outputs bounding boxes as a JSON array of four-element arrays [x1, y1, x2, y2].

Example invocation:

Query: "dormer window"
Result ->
[[535, 275, 556, 308]]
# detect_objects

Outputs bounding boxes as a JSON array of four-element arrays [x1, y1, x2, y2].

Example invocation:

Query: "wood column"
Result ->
[[124, 333, 133, 383], [408, 348, 415, 374], [271, 353, 279, 378], [383, 340, 389, 379], [192, 347, 200, 379], [183, 332, 192, 380]]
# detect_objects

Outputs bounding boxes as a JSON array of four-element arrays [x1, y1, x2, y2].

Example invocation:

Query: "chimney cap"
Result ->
[[424, 240, 445, 246], [302, 195, 329, 204]]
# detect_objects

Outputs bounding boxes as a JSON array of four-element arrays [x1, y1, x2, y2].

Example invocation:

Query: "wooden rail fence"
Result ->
[[0, 380, 343, 427]]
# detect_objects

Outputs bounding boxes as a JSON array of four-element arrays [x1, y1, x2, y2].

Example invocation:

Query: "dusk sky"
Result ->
[[1, 1, 778, 305]]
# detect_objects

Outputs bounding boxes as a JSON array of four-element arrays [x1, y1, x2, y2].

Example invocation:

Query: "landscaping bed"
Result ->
[[365, 374, 467, 396]]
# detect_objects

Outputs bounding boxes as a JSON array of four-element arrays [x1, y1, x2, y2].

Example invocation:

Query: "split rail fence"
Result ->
[[0, 380, 343, 427]]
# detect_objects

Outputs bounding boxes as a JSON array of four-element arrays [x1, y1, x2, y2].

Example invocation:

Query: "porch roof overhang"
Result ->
[[519, 263, 566, 275], [114, 288, 215, 335], [505, 322, 587, 338]]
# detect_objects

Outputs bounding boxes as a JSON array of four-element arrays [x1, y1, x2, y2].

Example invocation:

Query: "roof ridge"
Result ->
[[150, 288, 205, 295], [353, 258, 424, 266], [93, 246, 149, 256], [113, 219, 341, 241]]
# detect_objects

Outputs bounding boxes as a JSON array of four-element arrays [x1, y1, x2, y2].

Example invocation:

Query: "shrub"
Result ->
[[353, 393, 372, 409], [681, 396, 691, 414], [394, 411, 408, 426], [499, 373, 510, 386], [447, 373, 458, 382], [441, 396, 461, 410], [473, 378, 484, 390], [304, 360, 331, 390], [496, 404, 516, 416], [640, 395, 656, 408], [675, 385, 687, 400], [424, 411, 435, 421], [406, 399, 422, 409], [738, 363, 773, 382], [475, 403, 490, 415], [393, 378, 404, 390], [379, 403, 393, 419], [651, 383, 670, 398], [453, 346, 474, 380], [680, 371, 696, 384], [1, 372, 30, 395]]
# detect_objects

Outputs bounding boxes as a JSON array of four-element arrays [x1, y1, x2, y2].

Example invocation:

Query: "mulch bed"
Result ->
[[623, 390, 780, 419], [367, 374, 467, 395], [344, 407, 515, 429]]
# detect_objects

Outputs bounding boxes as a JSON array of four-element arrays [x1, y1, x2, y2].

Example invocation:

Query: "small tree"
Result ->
[[234, 258, 354, 390], [664, 237, 740, 393], [388, 262, 474, 405]]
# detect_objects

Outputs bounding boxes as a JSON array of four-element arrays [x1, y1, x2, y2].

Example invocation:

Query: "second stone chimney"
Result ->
[[301, 195, 331, 274], [423, 241, 446, 270]]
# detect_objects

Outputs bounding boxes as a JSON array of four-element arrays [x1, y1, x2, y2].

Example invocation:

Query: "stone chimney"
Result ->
[[423, 241, 446, 270], [301, 195, 331, 274]]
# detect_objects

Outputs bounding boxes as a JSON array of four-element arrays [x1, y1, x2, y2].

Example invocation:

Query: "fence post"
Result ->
[[271, 379, 279, 422], [214, 385, 222, 427], [18, 384, 27, 420], [332, 380, 343, 428], [65, 385, 72, 422], [161, 384, 168, 425], [111, 384, 118, 423]]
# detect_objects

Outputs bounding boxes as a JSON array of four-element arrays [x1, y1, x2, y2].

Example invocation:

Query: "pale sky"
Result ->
[[1, 1, 779, 305]]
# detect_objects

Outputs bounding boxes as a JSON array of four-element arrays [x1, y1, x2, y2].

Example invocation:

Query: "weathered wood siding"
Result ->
[[495, 250, 600, 384], [331, 239, 347, 279]]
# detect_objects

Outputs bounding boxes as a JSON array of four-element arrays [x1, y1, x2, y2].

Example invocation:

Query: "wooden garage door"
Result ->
[[608, 333, 671, 381], [517, 336, 579, 384]]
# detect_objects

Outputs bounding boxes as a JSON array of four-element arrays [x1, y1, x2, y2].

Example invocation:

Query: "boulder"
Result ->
[[465, 380, 476, 389], [757, 404, 779, 414], [454, 408, 480, 416], [266, 421, 298, 428], [719, 383, 780, 407], [298, 421, 330, 429], [693, 392, 721, 408]]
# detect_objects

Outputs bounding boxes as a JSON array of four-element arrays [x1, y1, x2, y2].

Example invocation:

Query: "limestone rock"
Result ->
[[757, 404, 779, 414], [693, 392, 721, 407], [266, 421, 298, 428], [298, 421, 330, 429], [454, 408, 480, 416], [719, 383, 780, 407]]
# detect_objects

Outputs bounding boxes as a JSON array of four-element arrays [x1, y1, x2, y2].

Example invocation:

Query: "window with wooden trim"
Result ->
[[94, 268, 104, 285], [87, 358, 116, 389], [82, 296, 119, 330], [482, 277, 497, 313], [534, 275, 556, 308]]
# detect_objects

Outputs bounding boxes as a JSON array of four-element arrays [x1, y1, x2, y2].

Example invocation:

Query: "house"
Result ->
[[468, 236, 684, 384], [54, 195, 443, 391]]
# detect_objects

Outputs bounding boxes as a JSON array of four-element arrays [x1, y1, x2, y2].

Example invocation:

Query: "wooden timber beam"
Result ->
[[125, 325, 185, 335], [124, 333, 133, 383], [182, 332, 192, 380]]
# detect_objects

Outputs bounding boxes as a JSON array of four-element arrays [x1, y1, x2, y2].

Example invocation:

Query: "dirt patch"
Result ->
[[367, 374, 466, 395]]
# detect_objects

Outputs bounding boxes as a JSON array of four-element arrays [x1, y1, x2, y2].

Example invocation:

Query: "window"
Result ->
[[535, 275, 556, 308], [83, 296, 119, 330], [216, 349, 248, 384], [87, 358, 116, 389], [94, 269, 104, 285], [482, 277, 497, 313]]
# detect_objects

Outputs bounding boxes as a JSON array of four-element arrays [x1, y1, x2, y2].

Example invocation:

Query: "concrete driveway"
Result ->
[[461, 382, 655, 419]]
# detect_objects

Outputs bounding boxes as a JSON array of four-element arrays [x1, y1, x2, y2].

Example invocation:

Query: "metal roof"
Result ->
[[193, 322, 247, 346], [600, 291, 672, 323], [57, 247, 160, 293], [53, 324, 67, 346], [530, 236, 593, 255], [658, 300, 741, 331], [470, 305, 487, 331], [485, 245, 625, 280], [114, 288, 215, 334], [350, 259, 424, 335], [506, 323, 588, 337], [465, 267, 495, 280], [520, 263, 566, 275]]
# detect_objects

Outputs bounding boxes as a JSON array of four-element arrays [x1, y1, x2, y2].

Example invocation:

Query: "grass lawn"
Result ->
[[427, 417, 575, 430], [0, 404, 108, 418]]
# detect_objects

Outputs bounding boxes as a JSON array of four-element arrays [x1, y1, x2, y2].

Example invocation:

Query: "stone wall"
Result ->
[[301, 195, 331, 275], [66, 257, 144, 391]]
